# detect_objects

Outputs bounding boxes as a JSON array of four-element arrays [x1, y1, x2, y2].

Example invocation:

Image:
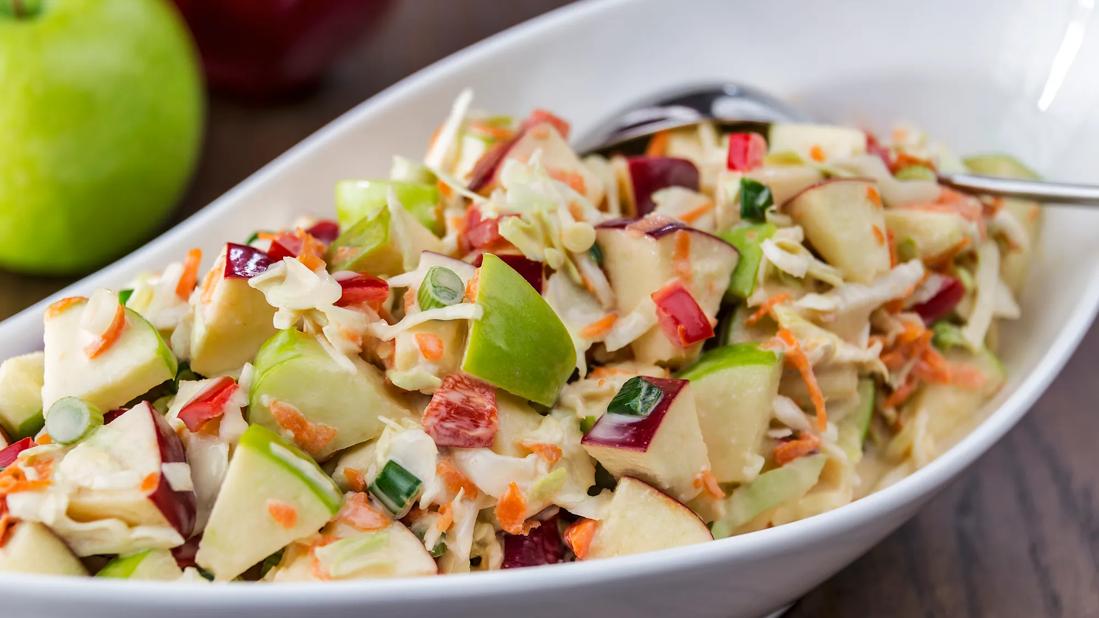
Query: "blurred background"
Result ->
[[0, 0, 570, 320]]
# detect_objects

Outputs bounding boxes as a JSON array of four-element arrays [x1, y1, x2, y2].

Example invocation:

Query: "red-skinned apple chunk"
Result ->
[[581, 377, 710, 502], [585, 477, 711, 559], [596, 218, 737, 367], [481, 122, 604, 205]]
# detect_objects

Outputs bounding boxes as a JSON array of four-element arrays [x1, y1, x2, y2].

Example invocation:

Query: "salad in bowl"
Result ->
[[0, 90, 1039, 582]]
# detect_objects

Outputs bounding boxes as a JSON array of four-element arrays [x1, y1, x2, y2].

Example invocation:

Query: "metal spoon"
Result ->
[[576, 82, 1099, 206]]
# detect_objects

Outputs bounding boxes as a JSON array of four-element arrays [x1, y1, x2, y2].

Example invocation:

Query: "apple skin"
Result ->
[[627, 157, 699, 217], [501, 515, 564, 569], [225, 242, 272, 278], [0, 437, 34, 469], [336, 179, 442, 237], [581, 377, 686, 451], [140, 402, 198, 539], [0, 0, 203, 274]]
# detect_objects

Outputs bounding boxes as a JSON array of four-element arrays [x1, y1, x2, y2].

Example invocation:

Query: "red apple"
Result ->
[[224, 242, 272, 279], [626, 157, 699, 217], [306, 219, 340, 244], [501, 515, 564, 569], [581, 377, 686, 451], [0, 437, 33, 470], [912, 275, 964, 323]]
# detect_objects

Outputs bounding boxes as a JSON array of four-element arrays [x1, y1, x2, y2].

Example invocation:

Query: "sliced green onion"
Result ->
[[45, 397, 104, 444], [417, 266, 464, 310], [245, 230, 269, 245], [739, 178, 773, 222], [430, 537, 447, 558], [931, 321, 970, 352], [368, 460, 423, 517], [607, 376, 664, 417], [587, 243, 604, 266], [118, 289, 134, 305]]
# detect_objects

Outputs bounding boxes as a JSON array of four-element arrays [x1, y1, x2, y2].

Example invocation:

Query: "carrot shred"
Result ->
[[269, 399, 338, 457], [673, 229, 692, 283], [579, 313, 618, 340], [679, 200, 714, 224], [495, 482, 528, 535], [436, 457, 479, 500], [294, 228, 327, 271], [337, 492, 389, 531], [46, 296, 85, 318], [746, 293, 791, 326], [866, 185, 883, 207], [140, 472, 160, 494], [342, 468, 366, 492], [435, 500, 455, 533], [809, 145, 826, 162], [773, 433, 822, 466], [645, 131, 670, 157], [872, 225, 886, 246], [414, 332, 445, 362], [0, 465, 50, 496], [886, 228, 898, 268], [693, 468, 725, 499], [547, 167, 587, 195], [34, 434, 52, 446], [777, 329, 828, 431], [0, 513, 11, 549], [884, 376, 919, 408], [521, 441, 563, 466], [564, 519, 598, 560], [465, 269, 480, 302], [85, 301, 126, 360], [176, 248, 203, 300], [267, 499, 299, 529]]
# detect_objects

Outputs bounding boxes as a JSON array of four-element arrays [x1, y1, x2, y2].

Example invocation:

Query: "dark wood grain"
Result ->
[[3, 2, 1096, 616]]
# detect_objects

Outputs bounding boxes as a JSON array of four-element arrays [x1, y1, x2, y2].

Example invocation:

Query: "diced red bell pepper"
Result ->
[[335, 274, 390, 309], [726, 132, 767, 172], [422, 374, 498, 448], [306, 220, 340, 244], [0, 438, 34, 470], [462, 207, 511, 254], [651, 280, 714, 347], [178, 376, 239, 433], [912, 276, 965, 324]]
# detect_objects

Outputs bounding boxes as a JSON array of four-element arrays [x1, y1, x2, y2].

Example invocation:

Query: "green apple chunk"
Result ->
[[677, 344, 783, 483], [963, 154, 1040, 180], [768, 123, 866, 162], [462, 253, 574, 406], [0, 352, 45, 438], [269, 519, 437, 581], [779, 364, 858, 409], [586, 477, 711, 559], [492, 393, 543, 457], [786, 179, 890, 283], [906, 348, 1004, 448], [581, 377, 710, 502], [720, 223, 776, 300], [964, 154, 1041, 293], [837, 379, 876, 463], [327, 197, 443, 276], [188, 247, 277, 376], [250, 329, 409, 460], [337, 179, 443, 236], [501, 123, 604, 205], [42, 298, 177, 412], [0, 521, 87, 576], [884, 209, 970, 261], [97, 548, 181, 580], [196, 424, 342, 581], [711, 454, 826, 538]]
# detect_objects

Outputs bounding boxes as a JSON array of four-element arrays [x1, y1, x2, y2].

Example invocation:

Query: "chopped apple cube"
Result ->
[[0, 522, 87, 576], [585, 477, 711, 559], [786, 179, 890, 283], [0, 352, 45, 439]]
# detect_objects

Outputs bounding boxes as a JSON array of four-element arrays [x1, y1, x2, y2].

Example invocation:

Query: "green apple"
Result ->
[[269, 519, 437, 581], [337, 179, 443, 236], [0, 0, 203, 274], [711, 454, 826, 538], [327, 197, 443, 276], [585, 477, 711, 559], [768, 123, 866, 162], [779, 364, 858, 409], [905, 348, 1004, 448], [461, 253, 574, 406], [0, 351, 45, 438], [884, 209, 970, 261], [786, 179, 891, 283], [249, 329, 409, 460], [42, 297, 177, 413], [96, 548, 181, 580], [196, 424, 342, 581], [837, 379, 875, 463], [964, 154, 1042, 293], [188, 246, 277, 376], [963, 154, 1039, 180], [677, 343, 783, 483], [0, 521, 87, 576], [720, 222, 776, 300]]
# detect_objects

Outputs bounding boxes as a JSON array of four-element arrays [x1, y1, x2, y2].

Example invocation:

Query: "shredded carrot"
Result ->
[[564, 519, 598, 559], [884, 376, 919, 408], [269, 399, 338, 457], [495, 482, 528, 535], [199, 259, 222, 305], [436, 457, 479, 500], [435, 501, 455, 533], [521, 441, 563, 466], [547, 167, 587, 195], [579, 313, 618, 340], [809, 145, 826, 162], [256, 231, 280, 241], [342, 468, 366, 492], [588, 365, 637, 379], [886, 229, 898, 268], [673, 229, 692, 283], [309, 534, 337, 580], [34, 434, 52, 446], [866, 185, 883, 207], [872, 225, 886, 246], [568, 202, 586, 222], [0, 513, 11, 549], [777, 329, 828, 431], [645, 130, 670, 157], [46, 296, 85, 318], [773, 433, 822, 466], [437, 178, 453, 199], [294, 228, 327, 271], [337, 492, 389, 531], [465, 270, 480, 302], [267, 499, 298, 529], [0, 465, 50, 496], [414, 332, 445, 362], [693, 469, 725, 499], [746, 293, 791, 326], [468, 121, 513, 141], [679, 200, 714, 224], [924, 236, 972, 270], [85, 301, 126, 360], [140, 472, 160, 494], [176, 248, 202, 300]]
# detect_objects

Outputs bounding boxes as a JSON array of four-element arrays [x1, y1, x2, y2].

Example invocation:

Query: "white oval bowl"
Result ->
[[2, 0, 1098, 616]]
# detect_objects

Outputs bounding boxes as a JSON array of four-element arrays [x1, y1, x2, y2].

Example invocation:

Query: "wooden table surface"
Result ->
[[3, 1, 1097, 616]]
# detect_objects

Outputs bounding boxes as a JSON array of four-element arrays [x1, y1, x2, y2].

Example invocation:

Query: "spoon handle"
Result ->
[[939, 173, 1099, 205]]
